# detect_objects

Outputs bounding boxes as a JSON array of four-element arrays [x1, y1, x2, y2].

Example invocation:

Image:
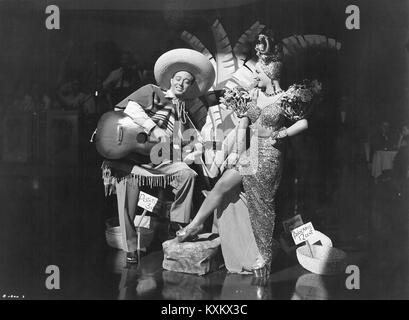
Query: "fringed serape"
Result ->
[[101, 160, 190, 196]]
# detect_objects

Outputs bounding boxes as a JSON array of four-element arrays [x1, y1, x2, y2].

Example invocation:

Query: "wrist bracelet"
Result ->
[[277, 129, 288, 139]]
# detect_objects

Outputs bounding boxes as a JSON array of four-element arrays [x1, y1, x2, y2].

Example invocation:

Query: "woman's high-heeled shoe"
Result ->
[[176, 224, 203, 242], [253, 265, 269, 279]]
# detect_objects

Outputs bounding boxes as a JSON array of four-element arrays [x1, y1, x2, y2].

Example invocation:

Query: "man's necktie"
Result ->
[[172, 97, 187, 125], [172, 98, 187, 160]]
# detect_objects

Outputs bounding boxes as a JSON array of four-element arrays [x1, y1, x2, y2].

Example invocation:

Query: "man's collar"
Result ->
[[163, 89, 197, 111], [164, 89, 176, 99], [164, 89, 194, 102]]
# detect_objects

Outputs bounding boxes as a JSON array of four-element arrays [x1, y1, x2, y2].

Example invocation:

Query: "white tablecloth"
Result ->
[[371, 150, 398, 178]]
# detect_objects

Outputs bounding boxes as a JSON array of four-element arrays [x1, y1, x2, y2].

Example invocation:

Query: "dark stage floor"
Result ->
[[0, 159, 408, 300]]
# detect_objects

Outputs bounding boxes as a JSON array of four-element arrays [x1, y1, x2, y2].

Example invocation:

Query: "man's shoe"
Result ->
[[126, 251, 139, 264]]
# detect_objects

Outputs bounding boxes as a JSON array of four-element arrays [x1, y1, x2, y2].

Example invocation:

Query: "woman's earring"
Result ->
[[271, 80, 276, 92]]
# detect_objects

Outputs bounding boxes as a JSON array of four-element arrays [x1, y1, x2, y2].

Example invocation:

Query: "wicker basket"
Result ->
[[296, 244, 347, 275], [105, 217, 154, 251], [105, 225, 124, 250]]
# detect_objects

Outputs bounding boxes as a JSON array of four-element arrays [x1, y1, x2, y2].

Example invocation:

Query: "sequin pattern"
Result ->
[[246, 95, 286, 130], [246, 102, 262, 124], [237, 136, 283, 270], [235, 97, 287, 270], [260, 103, 285, 130]]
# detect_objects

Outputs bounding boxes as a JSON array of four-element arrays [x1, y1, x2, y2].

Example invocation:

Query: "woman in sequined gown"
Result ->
[[177, 34, 318, 276]]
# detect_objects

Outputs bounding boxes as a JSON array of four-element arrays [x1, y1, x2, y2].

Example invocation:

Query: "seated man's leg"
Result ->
[[116, 179, 139, 254], [169, 167, 198, 224]]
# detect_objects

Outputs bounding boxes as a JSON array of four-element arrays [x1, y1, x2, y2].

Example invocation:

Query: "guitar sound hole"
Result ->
[[136, 132, 148, 143]]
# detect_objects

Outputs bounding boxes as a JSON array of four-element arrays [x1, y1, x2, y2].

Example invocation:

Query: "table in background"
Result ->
[[371, 150, 398, 178]]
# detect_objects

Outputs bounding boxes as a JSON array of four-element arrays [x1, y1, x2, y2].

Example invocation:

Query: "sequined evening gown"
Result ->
[[218, 91, 288, 274], [217, 80, 320, 274]]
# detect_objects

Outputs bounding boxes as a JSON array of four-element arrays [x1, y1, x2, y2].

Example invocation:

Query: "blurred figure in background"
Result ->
[[392, 124, 409, 197], [370, 121, 396, 152], [12, 83, 51, 113], [93, 76, 111, 115], [103, 51, 147, 108], [57, 78, 96, 115]]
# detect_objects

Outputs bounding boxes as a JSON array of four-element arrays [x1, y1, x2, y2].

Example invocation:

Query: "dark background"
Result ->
[[0, 0, 408, 300], [0, 0, 408, 125]]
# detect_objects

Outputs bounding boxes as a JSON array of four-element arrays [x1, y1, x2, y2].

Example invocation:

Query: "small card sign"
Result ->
[[137, 191, 158, 213], [291, 222, 316, 245]]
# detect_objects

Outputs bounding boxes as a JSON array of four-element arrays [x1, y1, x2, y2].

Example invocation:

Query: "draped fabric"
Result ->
[[218, 84, 316, 273], [115, 84, 212, 134]]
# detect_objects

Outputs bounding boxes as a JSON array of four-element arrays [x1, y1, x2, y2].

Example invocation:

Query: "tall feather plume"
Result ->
[[282, 34, 342, 57], [233, 21, 266, 67], [211, 20, 236, 85]]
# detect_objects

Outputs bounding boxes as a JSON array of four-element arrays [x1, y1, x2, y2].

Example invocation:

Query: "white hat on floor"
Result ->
[[154, 48, 215, 99]]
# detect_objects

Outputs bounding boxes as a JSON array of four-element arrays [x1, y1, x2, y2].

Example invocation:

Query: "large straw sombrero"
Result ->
[[154, 48, 215, 99]]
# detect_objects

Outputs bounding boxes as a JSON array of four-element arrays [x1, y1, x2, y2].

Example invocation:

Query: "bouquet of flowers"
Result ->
[[280, 79, 322, 121], [219, 87, 252, 118]]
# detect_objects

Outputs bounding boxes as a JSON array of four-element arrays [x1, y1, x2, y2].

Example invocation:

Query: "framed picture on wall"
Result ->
[[46, 110, 79, 165], [1, 113, 32, 162]]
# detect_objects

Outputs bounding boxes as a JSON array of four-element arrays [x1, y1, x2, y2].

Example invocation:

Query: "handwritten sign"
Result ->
[[137, 191, 158, 213], [291, 222, 316, 245]]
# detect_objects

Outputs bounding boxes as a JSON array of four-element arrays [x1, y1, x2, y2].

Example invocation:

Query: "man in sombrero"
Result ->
[[103, 49, 215, 263]]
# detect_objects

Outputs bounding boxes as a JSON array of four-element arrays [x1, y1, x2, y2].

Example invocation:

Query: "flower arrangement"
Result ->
[[219, 87, 253, 117], [280, 79, 322, 121]]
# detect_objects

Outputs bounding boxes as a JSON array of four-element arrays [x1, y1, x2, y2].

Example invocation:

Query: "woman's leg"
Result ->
[[188, 169, 242, 229]]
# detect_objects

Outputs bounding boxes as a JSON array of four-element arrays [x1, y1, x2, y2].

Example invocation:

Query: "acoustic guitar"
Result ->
[[94, 110, 216, 188], [94, 111, 157, 159], [94, 90, 224, 160]]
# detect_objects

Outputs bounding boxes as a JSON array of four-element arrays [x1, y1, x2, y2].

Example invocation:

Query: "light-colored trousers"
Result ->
[[115, 161, 197, 252]]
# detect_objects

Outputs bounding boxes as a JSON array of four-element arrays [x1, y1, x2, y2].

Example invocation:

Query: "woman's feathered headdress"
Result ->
[[255, 32, 284, 79], [255, 33, 283, 63]]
